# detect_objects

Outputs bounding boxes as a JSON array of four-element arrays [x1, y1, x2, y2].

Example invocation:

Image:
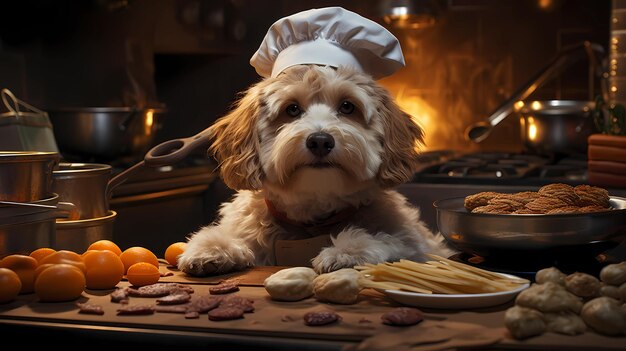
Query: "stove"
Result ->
[[411, 150, 590, 186]]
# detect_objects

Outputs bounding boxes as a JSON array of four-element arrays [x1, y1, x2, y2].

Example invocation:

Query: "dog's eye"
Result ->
[[285, 104, 302, 117], [338, 101, 355, 115]]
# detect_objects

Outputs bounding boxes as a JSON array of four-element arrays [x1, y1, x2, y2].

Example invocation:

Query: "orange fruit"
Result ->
[[164, 242, 186, 267], [0, 268, 22, 303], [29, 248, 57, 264], [0, 254, 38, 293], [82, 250, 125, 290], [86, 239, 122, 256], [120, 247, 159, 274], [126, 262, 160, 287], [39, 250, 86, 274], [34, 264, 85, 302]]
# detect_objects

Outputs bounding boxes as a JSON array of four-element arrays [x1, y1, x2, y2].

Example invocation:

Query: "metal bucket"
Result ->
[[55, 211, 117, 253]]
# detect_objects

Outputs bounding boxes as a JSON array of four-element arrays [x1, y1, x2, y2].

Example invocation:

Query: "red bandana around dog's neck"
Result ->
[[264, 198, 358, 231]]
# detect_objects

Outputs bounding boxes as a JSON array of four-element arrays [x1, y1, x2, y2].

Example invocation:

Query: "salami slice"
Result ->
[[208, 306, 245, 321], [156, 291, 192, 305], [155, 305, 190, 313], [116, 304, 156, 315], [209, 282, 240, 295], [303, 310, 341, 326], [128, 283, 194, 297], [187, 295, 223, 313], [220, 295, 254, 313], [76, 302, 104, 315], [110, 288, 129, 303], [380, 307, 424, 326]]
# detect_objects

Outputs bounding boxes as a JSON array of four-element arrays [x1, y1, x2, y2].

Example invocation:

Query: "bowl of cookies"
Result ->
[[434, 183, 626, 257]]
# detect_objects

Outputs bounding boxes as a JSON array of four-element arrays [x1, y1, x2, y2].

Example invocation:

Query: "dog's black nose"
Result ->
[[306, 132, 335, 157]]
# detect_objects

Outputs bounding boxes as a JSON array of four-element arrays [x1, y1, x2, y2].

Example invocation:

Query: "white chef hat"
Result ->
[[250, 7, 405, 80]]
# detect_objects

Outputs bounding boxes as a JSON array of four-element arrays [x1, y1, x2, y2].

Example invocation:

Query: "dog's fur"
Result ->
[[177, 65, 454, 276]]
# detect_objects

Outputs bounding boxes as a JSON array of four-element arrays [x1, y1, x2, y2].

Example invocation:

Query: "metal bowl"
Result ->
[[434, 196, 626, 257]]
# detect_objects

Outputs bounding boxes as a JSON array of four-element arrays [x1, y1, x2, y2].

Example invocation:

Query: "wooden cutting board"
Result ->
[[154, 264, 287, 286], [1, 268, 626, 350]]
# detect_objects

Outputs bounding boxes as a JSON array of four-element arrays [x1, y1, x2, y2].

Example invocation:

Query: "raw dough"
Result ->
[[543, 311, 586, 335], [515, 282, 583, 314], [263, 267, 318, 301], [313, 268, 362, 304], [581, 296, 626, 336], [504, 305, 547, 339], [564, 272, 601, 298], [600, 262, 626, 286], [535, 267, 566, 285]]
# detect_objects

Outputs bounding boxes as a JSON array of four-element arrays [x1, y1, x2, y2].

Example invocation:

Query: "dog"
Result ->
[[177, 64, 455, 277]]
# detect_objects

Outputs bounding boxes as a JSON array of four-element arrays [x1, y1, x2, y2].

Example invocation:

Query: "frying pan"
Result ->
[[106, 126, 214, 200], [434, 196, 626, 258]]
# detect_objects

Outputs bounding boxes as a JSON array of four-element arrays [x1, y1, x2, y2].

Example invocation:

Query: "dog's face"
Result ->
[[208, 65, 424, 194]]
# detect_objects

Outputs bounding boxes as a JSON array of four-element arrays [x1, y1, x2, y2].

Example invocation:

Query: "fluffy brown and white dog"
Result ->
[[177, 65, 454, 276]]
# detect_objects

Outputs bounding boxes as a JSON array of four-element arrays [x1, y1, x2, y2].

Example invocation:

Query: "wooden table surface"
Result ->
[[0, 265, 625, 350]]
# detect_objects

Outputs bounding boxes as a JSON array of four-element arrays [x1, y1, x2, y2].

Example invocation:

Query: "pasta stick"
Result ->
[[367, 265, 464, 294]]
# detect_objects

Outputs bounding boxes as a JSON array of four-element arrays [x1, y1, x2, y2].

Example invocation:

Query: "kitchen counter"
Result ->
[[1, 266, 625, 350]]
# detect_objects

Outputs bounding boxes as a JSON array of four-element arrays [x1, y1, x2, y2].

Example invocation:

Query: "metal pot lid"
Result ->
[[46, 106, 166, 113], [0, 151, 59, 161]]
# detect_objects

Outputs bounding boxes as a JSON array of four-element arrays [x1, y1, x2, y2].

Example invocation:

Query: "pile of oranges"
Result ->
[[0, 240, 187, 304]]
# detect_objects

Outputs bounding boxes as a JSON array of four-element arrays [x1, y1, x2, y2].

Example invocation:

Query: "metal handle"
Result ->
[[1, 88, 48, 117], [465, 41, 607, 143]]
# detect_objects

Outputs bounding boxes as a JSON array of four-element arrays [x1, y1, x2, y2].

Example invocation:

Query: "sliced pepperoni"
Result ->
[[303, 310, 341, 326], [208, 306, 245, 321], [381, 307, 424, 326]]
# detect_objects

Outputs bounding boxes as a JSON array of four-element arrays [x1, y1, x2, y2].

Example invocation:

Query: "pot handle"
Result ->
[[54, 201, 80, 221], [118, 107, 139, 131]]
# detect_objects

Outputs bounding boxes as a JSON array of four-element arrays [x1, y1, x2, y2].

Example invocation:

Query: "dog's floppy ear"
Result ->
[[376, 90, 424, 188], [208, 85, 264, 190]]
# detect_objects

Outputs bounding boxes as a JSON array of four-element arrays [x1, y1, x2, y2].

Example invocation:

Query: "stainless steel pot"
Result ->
[[519, 100, 596, 155], [0, 151, 59, 202], [46, 107, 166, 161], [55, 211, 117, 253], [434, 196, 626, 258], [53, 163, 112, 219], [0, 193, 77, 256]]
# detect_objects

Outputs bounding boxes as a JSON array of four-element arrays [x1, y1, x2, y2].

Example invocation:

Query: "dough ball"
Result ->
[[535, 267, 566, 285], [516, 282, 583, 314], [313, 268, 362, 304], [264, 267, 318, 301], [504, 305, 547, 339], [581, 296, 626, 336], [600, 262, 626, 286], [543, 312, 586, 335], [600, 283, 621, 300], [564, 272, 601, 298]]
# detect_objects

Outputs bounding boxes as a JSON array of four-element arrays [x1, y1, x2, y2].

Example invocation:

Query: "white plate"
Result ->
[[380, 273, 530, 309]]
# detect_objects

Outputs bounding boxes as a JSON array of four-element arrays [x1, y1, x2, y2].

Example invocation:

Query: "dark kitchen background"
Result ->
[[0, 0, 616, 256]]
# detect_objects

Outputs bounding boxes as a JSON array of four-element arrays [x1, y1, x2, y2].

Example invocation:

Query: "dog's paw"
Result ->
[[177, 229, 255, 277], [311, 246, 369, 274]]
